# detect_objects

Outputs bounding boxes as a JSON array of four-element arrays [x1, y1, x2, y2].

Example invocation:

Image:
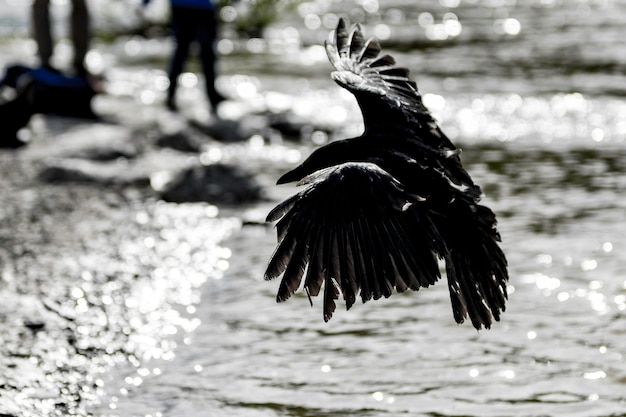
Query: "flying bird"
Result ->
[[264, 19, 508, 330]]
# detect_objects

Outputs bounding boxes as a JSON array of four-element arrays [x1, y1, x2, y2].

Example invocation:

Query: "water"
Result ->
[[1, 0, 626, 416]]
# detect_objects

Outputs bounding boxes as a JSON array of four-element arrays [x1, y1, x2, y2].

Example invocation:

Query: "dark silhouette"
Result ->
[[142, 0, 225, 115], [265, 19, 509, 330], [32, 0, 90, 77], [0, 64, 98, 148], [0, 81, 34, 148]]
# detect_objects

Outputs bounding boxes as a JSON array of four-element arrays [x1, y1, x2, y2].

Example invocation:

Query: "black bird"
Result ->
[[265, 19, 508, 330]]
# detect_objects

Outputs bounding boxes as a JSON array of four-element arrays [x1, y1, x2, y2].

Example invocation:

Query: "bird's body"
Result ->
[[265, 19, 508, 330]]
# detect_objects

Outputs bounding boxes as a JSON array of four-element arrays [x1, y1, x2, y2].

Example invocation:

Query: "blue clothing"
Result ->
[[2, 64, 92, 91], [0, 64, 97, 120], [143, 0, 214, 9]]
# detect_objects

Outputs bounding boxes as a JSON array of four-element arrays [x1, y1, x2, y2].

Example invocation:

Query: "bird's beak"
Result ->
[[276, 167, 304, 184]]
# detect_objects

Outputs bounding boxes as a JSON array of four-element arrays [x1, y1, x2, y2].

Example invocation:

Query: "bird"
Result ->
[[264, 18, 508, 330]]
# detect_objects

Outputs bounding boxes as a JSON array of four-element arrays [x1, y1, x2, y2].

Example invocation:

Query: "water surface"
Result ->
[[1, 0, 625, 416]]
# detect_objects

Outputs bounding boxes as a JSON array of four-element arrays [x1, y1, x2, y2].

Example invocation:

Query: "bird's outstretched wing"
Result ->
[[326, 18, 436, 133], [326, 18, 473, 190], [265, 19, 509, 330], [264, 162, 444, 322]]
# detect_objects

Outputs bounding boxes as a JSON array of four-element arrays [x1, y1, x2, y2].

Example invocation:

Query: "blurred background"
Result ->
[[0, 0, 625, 416]]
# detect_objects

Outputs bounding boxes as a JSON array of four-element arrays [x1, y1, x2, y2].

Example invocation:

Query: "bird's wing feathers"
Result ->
[[431, 201, 509, 330], [265, 19, 509, 329], [325, 18, 433, 129], [325, 19, 471, 189], [264, 162, 442, 322]]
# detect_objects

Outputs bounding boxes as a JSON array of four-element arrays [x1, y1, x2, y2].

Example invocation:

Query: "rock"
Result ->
[[24, 121, 142, 161], [23, 321, 46, 332], [266, 111, 334, 144], [159, 163, 264, 204], [267, 111, 308, 140], [155, 130, 203, 153], [189, 115, 267, 143], [38, 158, 150, 187]]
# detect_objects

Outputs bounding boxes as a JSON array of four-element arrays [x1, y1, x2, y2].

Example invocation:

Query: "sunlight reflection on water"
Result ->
[[2, 0, 626, 416]]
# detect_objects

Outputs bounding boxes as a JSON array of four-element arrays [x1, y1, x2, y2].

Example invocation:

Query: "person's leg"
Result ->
[[70, 0, 90, 76], [197, 8, 224, 113], [167, 7, 195, 110], [32, 0, 53, 69]]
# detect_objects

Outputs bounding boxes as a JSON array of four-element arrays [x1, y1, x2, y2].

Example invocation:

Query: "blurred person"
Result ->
[[31, 0, 91, 77], [142, 0, 225, 116]]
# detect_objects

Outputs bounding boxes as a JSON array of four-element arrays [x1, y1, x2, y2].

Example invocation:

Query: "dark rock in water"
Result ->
[[63, 142, 140, 161], [190, 116, 267, 143], [156, 130, 203, 153], [266, 111, 334, 143], [24, 122, 142, 161], [267, 111, 308, 140], [39, 160, 105, 184], [38, 158, 151, 187], [24, 321, 46, 332], [160, 163, 264, 204]]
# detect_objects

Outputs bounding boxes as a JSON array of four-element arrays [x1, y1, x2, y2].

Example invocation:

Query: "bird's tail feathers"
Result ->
[[437, 204, 508, 330]]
